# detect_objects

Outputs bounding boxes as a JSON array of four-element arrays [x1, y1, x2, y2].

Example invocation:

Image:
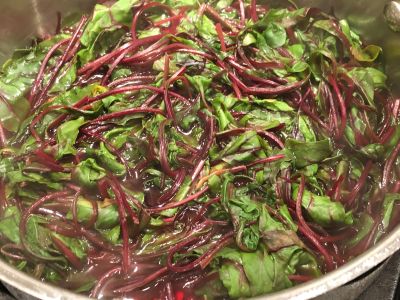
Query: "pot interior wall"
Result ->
[[0, 0, 96, 63]]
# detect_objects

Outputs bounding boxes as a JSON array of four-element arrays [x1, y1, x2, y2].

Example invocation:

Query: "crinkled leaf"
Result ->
[[263, 23, 287, 48], [222, 178, 261, 251], [73, 158, 106, 188]]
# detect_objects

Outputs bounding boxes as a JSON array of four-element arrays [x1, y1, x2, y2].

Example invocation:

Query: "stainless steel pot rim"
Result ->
[[0, 225, 399, 300]]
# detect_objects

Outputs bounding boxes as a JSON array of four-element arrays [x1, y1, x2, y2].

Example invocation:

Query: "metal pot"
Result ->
[[0, 1, 400, 299]]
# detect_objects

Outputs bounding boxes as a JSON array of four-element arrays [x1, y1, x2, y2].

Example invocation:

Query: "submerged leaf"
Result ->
[[292, 184, 353, 227]]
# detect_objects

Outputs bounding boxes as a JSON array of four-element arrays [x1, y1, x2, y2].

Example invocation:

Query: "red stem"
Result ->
[[51, 236, 82, 269], [346, 161, 373, 207], [32, 16, 88, 109], [328, 76, 347, 140], [107, 178, 131, 275], [28, 38, 71, 103], [90, 266, 121, 298], [115, 266, 168, 293], [246, 154, 286, 167], [250, 0, 259, 22], [147, 186, 209, 213], [215, 23, 227, 52]]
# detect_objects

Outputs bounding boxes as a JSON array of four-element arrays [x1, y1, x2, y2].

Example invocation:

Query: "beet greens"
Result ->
[[0, 0, 399, 299]]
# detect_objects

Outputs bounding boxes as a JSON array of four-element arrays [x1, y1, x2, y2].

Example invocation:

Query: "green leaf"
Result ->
[[0, 35, 68, 132], [243, 32, 257, 46], [100, 226, 121, 244], [6, 170, 63, 190], [240, 109, 292, 130], [351, 45, 382, 62], [72, 158, 106, 188], [74, 280, 96, 293], [195, 15, 218, 44], [217, 245, 320, 298], [160, 176, 192, 218], [259, 206, 303, 251], [53, 84, 107, 106], [286, 139, 333, 168], [298, 115, 316, 142], [384, 125, 400, 157], [288, 44, 305, 60], [25, 215, 58, 259], [74, 197, 119, 230], [218, 131, 258, 159], [212, 94, 236, 130], [78, 29, 126, 65], [347, 213, 374, 247], [49, 63, 77, 93], [208, 174, 222, 194], [186, 75, 212, 99], [0, 84, 30, 132], [313, 19, 337, 36], [222, 178, 261, 251], [263, 23, 287, 48], [381, 194, 400, 235], [290, 61, 309, 73], [359, 143, 385, 160], [52, 233, 88, 259], [80, 0, 138, 47], [215, 0, 234, 10], [0, 206, 21, 244], [166, 0, 198, 6], [222, 151, 256, 165], [56, 117, 85, 159], [347, 67, 387, 107], [279, 205, 298, 231], [339, 19, 382, 62], [254, 99, 294, 112], [292, 185, 353, 227], [97, 143, 126, 176]]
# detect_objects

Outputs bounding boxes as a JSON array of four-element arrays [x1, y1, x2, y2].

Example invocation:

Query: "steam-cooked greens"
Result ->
[[0, 0, 399, 299]]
